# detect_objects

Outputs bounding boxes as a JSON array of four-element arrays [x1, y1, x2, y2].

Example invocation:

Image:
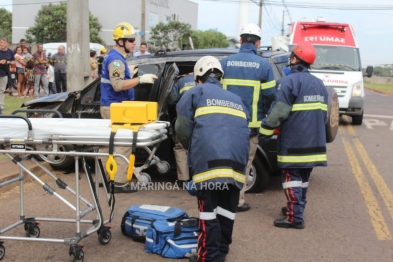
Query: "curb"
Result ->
[[0, 161, 51, 194]]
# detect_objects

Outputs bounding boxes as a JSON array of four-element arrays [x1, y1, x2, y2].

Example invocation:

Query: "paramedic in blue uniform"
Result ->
[[259, 41, 328, 229], [100, 22, 157, 193], [175, 56, 250, 262], [220, 23, 276, 212], [167, 73, 195, 183]]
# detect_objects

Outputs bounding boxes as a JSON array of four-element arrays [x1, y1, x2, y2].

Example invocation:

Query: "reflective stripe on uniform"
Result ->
[[199, 210, 217, 220], [282, 181, 302, 189], [193, 168, 246, 184], [260, 80, 276, 90], [292, 102, 327, 112], [179, 85, 194, 94], [277, 154, 327, 163], [101, 78, 111, 84], [195, 106, 247, 119], [302, 182, 309, 188], [222, 78, 261, 128], [217, 206, 236, 220], [259, 126, 275, 136]]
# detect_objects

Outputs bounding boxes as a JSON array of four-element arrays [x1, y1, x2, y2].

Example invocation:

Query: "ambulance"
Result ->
[[287, 17, 373, 125]]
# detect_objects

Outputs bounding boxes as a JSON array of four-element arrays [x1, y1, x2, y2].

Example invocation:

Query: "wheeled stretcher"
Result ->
[[0, 102, 170, 261]]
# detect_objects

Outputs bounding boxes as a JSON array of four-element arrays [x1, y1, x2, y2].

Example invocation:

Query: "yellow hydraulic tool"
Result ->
[[105, 101, 158, 182]]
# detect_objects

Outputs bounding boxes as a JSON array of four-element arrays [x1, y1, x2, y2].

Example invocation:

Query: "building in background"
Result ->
[[12, 0, 198, 48]]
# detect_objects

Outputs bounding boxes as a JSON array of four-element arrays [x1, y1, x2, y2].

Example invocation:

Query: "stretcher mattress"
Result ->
[[0, 118, 169, 143]]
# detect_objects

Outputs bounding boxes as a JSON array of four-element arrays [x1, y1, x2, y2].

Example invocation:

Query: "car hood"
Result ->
[[22, 92, 71, 106]]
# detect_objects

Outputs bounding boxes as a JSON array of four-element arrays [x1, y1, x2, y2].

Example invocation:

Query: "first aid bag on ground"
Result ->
[[120, 204, 189, 241], [145, 217, 199, 259]]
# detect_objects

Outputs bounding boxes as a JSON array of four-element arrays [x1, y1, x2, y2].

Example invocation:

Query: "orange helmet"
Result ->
[[292, 41, 316, 64]]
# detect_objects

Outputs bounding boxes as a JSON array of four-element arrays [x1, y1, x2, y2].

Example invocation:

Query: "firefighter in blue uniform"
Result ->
[[175, 56, 250, 262], [220, 23, 276, 212], [168, 73, 195, 183], [100, 22, 157, 193], [259, 41, 328, 229]]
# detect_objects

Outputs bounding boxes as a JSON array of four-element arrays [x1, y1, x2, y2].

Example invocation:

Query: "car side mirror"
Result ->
[[364, 65, 373, 78]]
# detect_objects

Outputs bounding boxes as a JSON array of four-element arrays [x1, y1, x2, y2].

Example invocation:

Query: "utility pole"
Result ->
[[258, 0, 263, 30], [141, 0, 146, 43], [67, 0, 89, 92], [281, 10, 285, 36]]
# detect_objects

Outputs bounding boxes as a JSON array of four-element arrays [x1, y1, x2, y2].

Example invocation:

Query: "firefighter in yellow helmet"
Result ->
[[100, 22, 158, 193]]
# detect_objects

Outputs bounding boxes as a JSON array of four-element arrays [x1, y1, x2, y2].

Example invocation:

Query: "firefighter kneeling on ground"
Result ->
[[175, 56, 250, 262], [259, 41, 328, 229]]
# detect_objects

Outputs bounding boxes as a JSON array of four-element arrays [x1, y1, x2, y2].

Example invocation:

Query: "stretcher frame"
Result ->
[[0, 115, 169, 261]]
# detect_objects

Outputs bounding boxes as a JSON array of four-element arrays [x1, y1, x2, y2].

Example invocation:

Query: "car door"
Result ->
[[157, 63, 179, 122]]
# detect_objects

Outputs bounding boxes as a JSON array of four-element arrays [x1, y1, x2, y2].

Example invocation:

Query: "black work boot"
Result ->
[[236, 203, 250, 212], [274, 217, 304, 229], [281, 207, 287, 216]]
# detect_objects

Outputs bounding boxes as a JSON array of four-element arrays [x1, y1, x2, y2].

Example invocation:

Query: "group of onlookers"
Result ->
[[0, 37, 69, 112]]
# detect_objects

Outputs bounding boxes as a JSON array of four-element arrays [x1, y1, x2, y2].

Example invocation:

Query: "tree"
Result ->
[[372, 66, 393, 77], [149, 21, 192, 51], [25, 3, 104, 44], [188, 29, 229, 49], [0, 8, 12, 42]]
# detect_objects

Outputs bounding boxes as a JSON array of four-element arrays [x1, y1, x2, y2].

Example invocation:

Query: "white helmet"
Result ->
[[194, 56, 224, 81], [240, 23, 261, 39]]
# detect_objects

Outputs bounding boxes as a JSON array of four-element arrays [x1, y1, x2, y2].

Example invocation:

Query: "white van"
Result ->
[[43, 42, 105, 57], [286, 18, 373, 125]]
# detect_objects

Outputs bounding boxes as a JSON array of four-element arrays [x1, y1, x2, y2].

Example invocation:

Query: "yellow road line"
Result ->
[[346, 125, 393, 222], [342, 137, 391, 240]]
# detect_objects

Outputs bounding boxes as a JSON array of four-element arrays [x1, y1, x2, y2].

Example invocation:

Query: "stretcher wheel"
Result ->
[[156, 161, 170, 174], [70, 250, 84, 262], [138, 172, 151, 185], [98, 227, 112, 245], [25, 224, 40, 238], [0, 243, 5, 260]]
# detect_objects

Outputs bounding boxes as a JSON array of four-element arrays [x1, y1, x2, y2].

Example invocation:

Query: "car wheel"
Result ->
[[352, 112, 363, 125], [246, 156, 269, 193], [38, 144, 75, 169], [325, 87, 339, 143]]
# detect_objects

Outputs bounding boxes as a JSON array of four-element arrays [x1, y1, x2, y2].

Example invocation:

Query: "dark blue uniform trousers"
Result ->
[[281, 168, 313, 223], [196, 185, 239, 262]]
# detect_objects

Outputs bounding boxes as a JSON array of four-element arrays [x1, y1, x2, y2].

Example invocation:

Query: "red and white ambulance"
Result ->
[[286, 17, 373, 125]]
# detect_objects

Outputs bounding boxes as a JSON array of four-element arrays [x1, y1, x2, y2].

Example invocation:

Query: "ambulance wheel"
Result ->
[[157, 161, 170, 174], [139, 172, 151, 185], [352, 112, 363, 126], [98, 228, 112, 245], [25, 224, 40, 238], [325, 87, 339, 143], [0, 243, 5, 260], [246, 157, 269, 193]]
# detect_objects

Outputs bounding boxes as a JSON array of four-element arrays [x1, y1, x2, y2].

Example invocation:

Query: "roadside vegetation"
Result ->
[[2, 95, 29, 115], [364, 80, 393, 95]]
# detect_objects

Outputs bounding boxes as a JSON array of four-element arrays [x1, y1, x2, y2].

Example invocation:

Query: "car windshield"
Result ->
[[311, 45, 361, 71]]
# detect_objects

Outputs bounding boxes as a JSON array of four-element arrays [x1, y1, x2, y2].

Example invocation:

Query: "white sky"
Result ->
[[189, 0, 393, 66], [2, 0, 392, 65]]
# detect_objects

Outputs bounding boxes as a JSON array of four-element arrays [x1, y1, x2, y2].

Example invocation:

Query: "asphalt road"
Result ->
[[1, 89, 393, 262]]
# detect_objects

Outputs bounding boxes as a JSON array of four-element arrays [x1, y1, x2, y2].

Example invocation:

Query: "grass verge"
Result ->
[[1, 93, 31, 159], [364, 81, 393, 95]]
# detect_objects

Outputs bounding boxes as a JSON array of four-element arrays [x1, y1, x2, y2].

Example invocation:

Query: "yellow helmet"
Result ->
[[100, 47, 107, 54], [112, 22, 136, 41]]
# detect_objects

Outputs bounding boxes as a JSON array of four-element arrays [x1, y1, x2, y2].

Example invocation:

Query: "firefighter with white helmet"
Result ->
[[100, 22, 158, 193], [259, 41, 328, 229], [220, 23, 277, 212], [175, 56, 250, 262]]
